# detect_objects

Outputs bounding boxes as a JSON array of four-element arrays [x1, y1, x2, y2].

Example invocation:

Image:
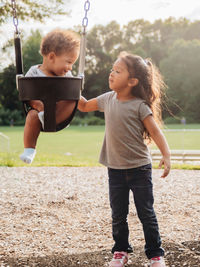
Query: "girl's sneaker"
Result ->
[[109, 251, 128, 267], [150, 256, 166, 267]]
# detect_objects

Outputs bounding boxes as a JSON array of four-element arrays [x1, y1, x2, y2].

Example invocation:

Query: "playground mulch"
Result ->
[[0, 167, 200, 267]]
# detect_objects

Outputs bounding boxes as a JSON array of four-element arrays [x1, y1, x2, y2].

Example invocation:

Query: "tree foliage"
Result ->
[[22, 29, 42, 73], [0, 64, 21, 111], [160, 39, 200, 122], [0, 0, 69, 25], [1, 18, 200, 124]]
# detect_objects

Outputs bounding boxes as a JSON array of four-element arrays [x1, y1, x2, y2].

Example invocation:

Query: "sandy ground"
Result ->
[[0, 167, 200, 267]]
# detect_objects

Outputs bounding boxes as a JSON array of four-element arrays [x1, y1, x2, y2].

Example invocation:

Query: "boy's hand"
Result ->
[[159, 156, 171, 178]]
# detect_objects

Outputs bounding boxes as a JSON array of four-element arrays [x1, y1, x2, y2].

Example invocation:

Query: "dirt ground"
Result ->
[[0, 167, 200, 267]]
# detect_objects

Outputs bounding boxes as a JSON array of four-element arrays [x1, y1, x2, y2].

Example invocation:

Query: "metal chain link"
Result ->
[[11, 0, 19, 34], [78, 0, 90, 86], [82, 0, 90, 33]]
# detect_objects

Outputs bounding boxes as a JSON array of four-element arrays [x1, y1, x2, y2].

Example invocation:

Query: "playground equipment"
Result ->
[[11, 0, 90, 132]]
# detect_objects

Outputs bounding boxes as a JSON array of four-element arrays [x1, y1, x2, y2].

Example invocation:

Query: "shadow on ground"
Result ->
[[0, 241, 200, 267]]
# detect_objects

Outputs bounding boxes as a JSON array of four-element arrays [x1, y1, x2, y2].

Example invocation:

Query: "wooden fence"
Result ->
[[151, 150, 200, 163], [0, 132, 10, 152]]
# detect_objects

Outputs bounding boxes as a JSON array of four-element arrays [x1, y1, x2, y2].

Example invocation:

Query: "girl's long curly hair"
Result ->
[[119, 51, 166, 140]]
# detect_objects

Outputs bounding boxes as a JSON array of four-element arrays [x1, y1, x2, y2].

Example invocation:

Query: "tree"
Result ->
[[1, 0, 71, 68], [0, 0, 70, 25], [0, 64, 21, 111], [22, 30, 42, 73], [2, 17, 200, 124], [160, 39, 200, 122], [122, 17, 200, 66], [0, 30, 43, 124], [83, 21, 122, 99]]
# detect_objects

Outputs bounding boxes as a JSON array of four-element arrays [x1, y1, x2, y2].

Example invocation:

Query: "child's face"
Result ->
[[109, 59, 131, 93], [49, 49, 79, 76]]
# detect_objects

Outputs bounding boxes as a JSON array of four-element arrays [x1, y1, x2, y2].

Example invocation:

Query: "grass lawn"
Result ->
[[0, 125, 200, 167], [0, 126, 104, 167]]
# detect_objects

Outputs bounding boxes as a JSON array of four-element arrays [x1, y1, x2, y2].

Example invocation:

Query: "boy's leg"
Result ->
[[108, 168, 132, 253], [55, 100, 76, 124], [20, 110, 41, 164], [24, 110, 41, 148], [127, 164, 164, 259]]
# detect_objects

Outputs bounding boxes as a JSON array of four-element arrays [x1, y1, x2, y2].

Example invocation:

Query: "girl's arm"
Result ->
[[78, 96, 98, 112], [143, 115, 171, 178]]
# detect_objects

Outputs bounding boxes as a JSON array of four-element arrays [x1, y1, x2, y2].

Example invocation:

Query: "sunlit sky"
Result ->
[[12, 0, 200, 34], [60, 0, 200, 29]]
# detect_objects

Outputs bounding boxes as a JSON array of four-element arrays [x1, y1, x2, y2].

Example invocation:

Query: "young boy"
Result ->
[[20, 29, 80, 164]]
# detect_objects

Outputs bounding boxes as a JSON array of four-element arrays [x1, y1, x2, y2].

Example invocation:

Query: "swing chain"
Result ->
[[11, 0, 19, 35], [82, 0, 90, 33]]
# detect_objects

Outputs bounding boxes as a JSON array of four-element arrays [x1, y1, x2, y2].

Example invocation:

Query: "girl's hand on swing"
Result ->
[[159, 156, 171, 178], [78, 96, 98, 112]]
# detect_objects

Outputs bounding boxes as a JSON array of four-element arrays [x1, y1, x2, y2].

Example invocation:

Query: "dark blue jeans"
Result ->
[[108, 164, 164, 259]]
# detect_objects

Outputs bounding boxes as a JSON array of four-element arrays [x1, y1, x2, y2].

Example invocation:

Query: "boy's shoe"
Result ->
[[109, 251, 128, 267], [150, 256, 166, 267]]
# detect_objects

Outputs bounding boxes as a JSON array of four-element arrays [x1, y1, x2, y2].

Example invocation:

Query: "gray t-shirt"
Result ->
[[25, 65, 73, 77], [97, 91, 152, 169]]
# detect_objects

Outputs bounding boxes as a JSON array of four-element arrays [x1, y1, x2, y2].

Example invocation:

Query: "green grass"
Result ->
[[151, 130, 200, 150], [0, 126, 104, 167], [0, 125, 200, 168]]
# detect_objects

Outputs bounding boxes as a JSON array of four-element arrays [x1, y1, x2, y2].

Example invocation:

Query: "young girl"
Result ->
[[78, 52, 170, 267], [20, 29, 80, 164]]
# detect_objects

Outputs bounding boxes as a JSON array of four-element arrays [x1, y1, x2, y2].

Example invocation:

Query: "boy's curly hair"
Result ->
[[40, 29, 80, 56]]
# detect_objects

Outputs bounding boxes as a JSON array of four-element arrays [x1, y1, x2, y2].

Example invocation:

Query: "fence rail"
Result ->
[[151, 150, 200, 163], [163, 129, 200, 132], [0, 132, 10, 152]]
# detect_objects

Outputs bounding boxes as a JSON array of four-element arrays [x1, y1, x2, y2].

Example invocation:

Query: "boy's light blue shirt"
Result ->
[[25, 65, 73, 77]]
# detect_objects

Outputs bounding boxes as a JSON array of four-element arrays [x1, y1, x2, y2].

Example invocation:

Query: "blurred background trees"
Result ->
[[0, 0, 69, 24], [1, 17, 200, 125]]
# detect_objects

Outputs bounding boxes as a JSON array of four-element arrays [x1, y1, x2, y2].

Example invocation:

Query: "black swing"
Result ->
[[11, 0, 90, 132]]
